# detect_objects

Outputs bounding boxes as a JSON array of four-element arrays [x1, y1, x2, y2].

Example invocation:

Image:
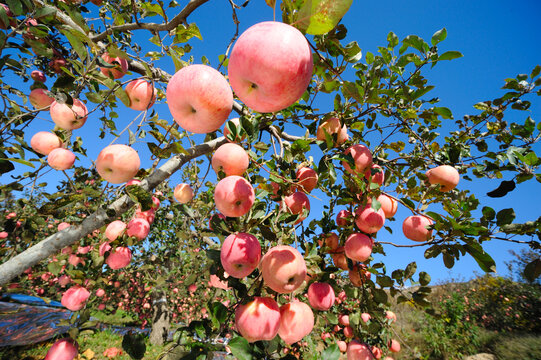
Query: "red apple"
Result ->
[[295, 167, 318, 193], [385, 310, 397, 322], [278, 300, 314, 344], [174, 183, 194, 204], [426, 165, 459, 192], [336, 209, 352, 227], [377, 194, 398, 218], [235, 297, 281, 342], [345, 233, 373, 262], [228, 21, 313, 113], [50, 99, 88, 130], [337, 340, 348, 352], [44, 338, 78, 360], [321, 232, 339, 252], [355, 204, 385, 234], [211, 143, 250, 176], [126, 218, 150, 240], [349, 264, 371, 286], [260, 245, 306, 294], [214, 176, 254, 217], [343, 144, 373, 175], [332, 248, 349, 270], [402, 215, 433, 242], [31, 70, 46, 83], [365, 164, 384, 186], [105, 220, 126, 241], [61, 286, 90, 311], [29, 89, 54, 109], [317, 117, 348, 146], [47, 148, 75, 170], [220, 232, 261, 278], [361, 313, 371, 323], [389, 339, 400, 353], [283, 191, 310, 223], [31, 131, 62, 155], [96, 144, 140, 184], [307, 282, 335, 311], [125, 79, 156, 111], [106, 247, 132, 270], [100, 53, 128, 79], [166, 64, 233, 133], [347, 340, 375, 360]]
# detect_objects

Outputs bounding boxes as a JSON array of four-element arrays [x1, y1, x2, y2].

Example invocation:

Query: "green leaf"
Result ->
[[463, 242, 497, 273], [496, 208, 515, 226], [344, 41, 362, 63], [297, 0, 354, 35], [2, 158, 35, 168], [404, 262, 417, 279], [433, 107, 453, 119], [387, 31, 399, 48], [34, 6, 57, 19], [115, 87, 131, 107], [210, 302, 228, 329], [524, 258, 541, 282], [61, 29, 87, 61], [438, 51, 463, 61], [530, 65, 540, 79], [431, 28, 447, 46], [228, 336, 252, 360], [481, 206, 496, 221], [264, 0, 276, 8], [443, 252, 455, 268], [322, 343, 340, 360], [125, 185, 153, 211], [6, 0, 22, 16], [419, 271, 431, 286]]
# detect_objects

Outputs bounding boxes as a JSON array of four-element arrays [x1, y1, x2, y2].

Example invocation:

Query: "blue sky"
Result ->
[[3, 1, 540, 284]]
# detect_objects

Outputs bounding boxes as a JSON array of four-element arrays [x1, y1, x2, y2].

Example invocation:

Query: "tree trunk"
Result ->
[[149, 293, 171, 346]]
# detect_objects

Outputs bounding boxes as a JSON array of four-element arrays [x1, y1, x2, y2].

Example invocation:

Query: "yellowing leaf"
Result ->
[[297, 0, 353, 35]]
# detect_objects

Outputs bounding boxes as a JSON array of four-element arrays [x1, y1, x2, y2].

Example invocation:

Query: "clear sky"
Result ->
[[3, 0, 540, 284]]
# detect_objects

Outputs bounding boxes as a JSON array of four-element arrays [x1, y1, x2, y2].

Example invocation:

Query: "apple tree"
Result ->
[[0, 0, 540, 359]]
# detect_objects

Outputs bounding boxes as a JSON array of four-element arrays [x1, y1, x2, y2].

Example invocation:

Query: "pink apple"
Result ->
[[343, 325, 354, 338], [337, 340, 348, 352], [209, 274, 229, 290], [31, 70, 46, 82], [125, 79, 156, 111], [377, 194, 398, 218], [100, 53, 128, 79], [48, 148, 75, 170], [278, 300, 314, 344], [260, 245, 307, 294], [50, 99, 88, 130], [347, 340, 375, 360], [336, 209, 352, 227], [105, 220, 126, 241], [220, 232, 261, 278], [0, 231, 7, 239], [317, 117, 349, 146], [211, 143, 250, 176], [371, 346, 382, 359], [126, 218, 150, 240], [321, 232, 339, 252], [235, 297, 280, 342], [166, 64, 233, 133], [339, 314, 350, 326], [228, 21, 313, 113], [343, 144, 373, 175], [355, 204, 385, 234], [96, 144, 140, 184], [385, 310, 397, 322], [389, 339, 400, 353], [345, 233, 373, 262], [31, 131, 62, 155], [426, 165, 460, 192], [349, 264, 371, 286], [214, 175, 254, 217], [174, 183, 194, 204], [365, 164, 384, 186], [99, 241, 111, 256], [106, 247, 132, 270], [283, 191, 310, 223], [96, 288, 105, 297], [402, 215, 433, 242], [188, 284, 197, 293], [29, 88, 54, 109], [307, 282, 335, 311], [44, 338, 78, 360], [332, 249, 349, 270], [295, 167, 318, 193], [134, 208, 155, 224], [49, 58, 67, 74], [361, 313, 371, 323], [61, 286, 90, 311]]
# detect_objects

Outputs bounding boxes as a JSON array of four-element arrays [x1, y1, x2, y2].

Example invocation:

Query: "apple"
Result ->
[[336, 209, 352, 227], [343, 325, 354, 338], [361, 313, 371, 323], [307, 282, 335, 311], [29, 89, 54, 109], [61, 286, 90, 311], [385, 310, 397, 322], [220, 232, 261, 278], [343, 144, 373, 175], [223, 117, 246, 142], [100, 53, 128, 79], [347, 340, 375, 360], [209, 274, 229, 290], [278, 300, 314, 344], [389, 339, 400, 353], [174, 183, 194, 204], [96, 144, 140, 184], [283, 191, 310, 223], [349, 264, 371, 287], [377, 194, 398, 218], [426, 165, 460, 192], [339, 314, 350, 326], [49, 58, 67, 74], [214, 175, 254, 217], [211, 143, 250, 176], [345, 233, 373, 262], [235, 297, 281, 342], [402, 215, 433, 242], [125, 79, 156, 111], [295, 167, 318, 193], [365, 164, 384, 186], [106, 247, 132, 270], [166, 64, 233, 133], [47, 148, 75, 170], [337, 340, 348, 353], [321, 232, 339, 252], [134, 207, 155, 224], [317, 117, 349, 146], [31, 70, 46, 83], [331, 248, 349, 270], [355, 204, 385, 234], [228, 21, 313, 113], [30, 131, 62, 155], [260, 245, 306, 293], [50, 99, 88, 130], [371, 346, 382, 359], [44, 338, 78, 360], [104, 219, 127, 240], [0, 4, 15, 30], [126, 218, 150, 240]]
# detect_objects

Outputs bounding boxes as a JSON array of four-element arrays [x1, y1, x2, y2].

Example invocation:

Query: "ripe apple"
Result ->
[[402, 215, 433, 242], [31, 70, 46, 83], [371, 346, 383, 359], [426, 165, 460, 192], [389, 339, 401, 353], [44, 338, 78, 360], [307, 282, 335, 311], [385, 310, 397, 322], [321, 232, 339, 252], [336, 209, 352, 227], [100, 53, 128, 79], [223, 117, 246, 142], [355, 204, 385, 234], [47, 148, 75, 170], [343, 325, 354, 338], [126, 218, 150, 241], [235, 297, 281, 342], [365, 164, 384, 186], [29, 89, 54, 109], [337, 340, 348, 353], [211, 143, 250, 176], [228, 21, 313, 113], [106, 247, 132, 270], [343, 144, 373, 175], [295, 167, 318, 193], [317, 117, 349, 146], [96, 144, 140, 184], [105, 220, 126, 241], [283, 191, 310, 223], [377, 194, 398, 218], [174, 183, 194, 204], [349, 264, 371, 286], [361, 313, 371, 323], [50, 99, 88, 130], [331, 248, 349, 270], [278, 300, 314, 344], [345, 233, 373, 262], [347, 340, 375, 360], [61, 286, 90, 311], [220, 232, 261, 278], [214, 175, 254, 217], [260, 245, 307, 293], [166, 64, 233, 133], [125, 79, 156, 111], [30, 131, 62, 155], [339, 314, 350, 326]]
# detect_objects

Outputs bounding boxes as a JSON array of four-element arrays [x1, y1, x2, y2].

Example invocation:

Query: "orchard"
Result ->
[[0, 0, 540, 359]]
